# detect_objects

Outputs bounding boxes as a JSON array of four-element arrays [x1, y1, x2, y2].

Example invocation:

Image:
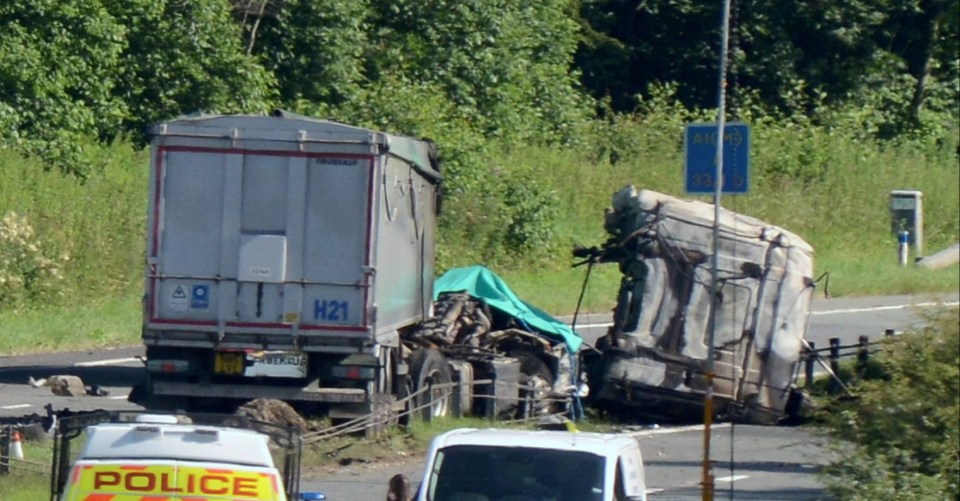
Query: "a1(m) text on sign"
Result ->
[[684, 123, 750, 194]]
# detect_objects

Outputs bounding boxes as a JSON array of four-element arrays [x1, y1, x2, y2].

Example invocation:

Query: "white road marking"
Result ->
[[108, 395, 128, 400], [75, 357, 140, 367], [645, 488, 665, 494], [572, 301, 959, 330], [812, 301, 958, 316], [574, 322, 613, 329], [1, 404, 32, 410], [715, 474, 749, 482], [629, 423, 731, 437]]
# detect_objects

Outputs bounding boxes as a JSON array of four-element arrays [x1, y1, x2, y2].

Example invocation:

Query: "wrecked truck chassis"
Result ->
[[586, 347, 785, 424], [405, 292, 574, 418]]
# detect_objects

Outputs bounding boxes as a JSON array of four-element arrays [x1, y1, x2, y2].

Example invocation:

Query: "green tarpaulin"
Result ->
[[434, 265, 583, 353]]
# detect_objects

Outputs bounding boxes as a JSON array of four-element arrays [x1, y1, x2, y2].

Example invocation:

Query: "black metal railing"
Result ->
[[801, 329, 898, 393]]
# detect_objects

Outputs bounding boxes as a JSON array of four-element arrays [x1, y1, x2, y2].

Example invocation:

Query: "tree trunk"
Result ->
[[908, 0, 949, 125]]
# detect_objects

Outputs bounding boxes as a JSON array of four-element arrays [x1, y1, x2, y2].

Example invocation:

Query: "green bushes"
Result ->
[[818, 308, 960, 500], [0, 144, 146, 310], [0, 99, 956, 316], [0, 212, 68, 308]]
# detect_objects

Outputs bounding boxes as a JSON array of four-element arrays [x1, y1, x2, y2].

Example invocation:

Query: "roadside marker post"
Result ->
[[10, 430, 23, 460]]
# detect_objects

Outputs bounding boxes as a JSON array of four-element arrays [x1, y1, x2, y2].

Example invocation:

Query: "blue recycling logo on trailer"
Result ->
[[191, 285, 209, 309]]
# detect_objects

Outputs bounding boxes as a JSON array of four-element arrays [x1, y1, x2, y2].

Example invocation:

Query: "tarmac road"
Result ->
[[0, 293, 955, 499], [301, 423, 835, 501], [1, 292, 956, 420], [563, 291, 960, 354]]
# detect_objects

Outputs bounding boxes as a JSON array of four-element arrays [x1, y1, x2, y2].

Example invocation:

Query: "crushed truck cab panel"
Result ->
[[584, 187, 815, 424]]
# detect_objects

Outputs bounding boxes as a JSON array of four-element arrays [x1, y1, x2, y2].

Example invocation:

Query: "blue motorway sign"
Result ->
[[684, 123, 750, 194]]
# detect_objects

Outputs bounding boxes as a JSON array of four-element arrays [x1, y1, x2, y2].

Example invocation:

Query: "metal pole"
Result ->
[[857, 335, 870, 376], [829, 337, 841, 394], [898, 231, 910, 266], [702, 1, 732, 500], [1, 427, 9, 475], [422, 381, 433, 423], [805, 341, 816, 389]]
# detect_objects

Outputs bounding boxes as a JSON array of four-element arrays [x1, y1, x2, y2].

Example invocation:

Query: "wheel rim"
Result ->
[[524, 375, 552, 416], [424, 371, 450, 417]]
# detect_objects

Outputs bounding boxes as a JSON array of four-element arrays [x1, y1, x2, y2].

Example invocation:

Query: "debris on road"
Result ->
[[28, 375, 86, 396], [237, 398, 309, 432]]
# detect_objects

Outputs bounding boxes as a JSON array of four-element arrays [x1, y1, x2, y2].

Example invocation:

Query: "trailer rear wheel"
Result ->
[[516, 352, 555, 418], [409, 348, 452, 419]]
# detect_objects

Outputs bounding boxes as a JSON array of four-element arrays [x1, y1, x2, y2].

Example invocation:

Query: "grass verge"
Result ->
[[0, 439, 54, 501], [0, 292, 141, 356]]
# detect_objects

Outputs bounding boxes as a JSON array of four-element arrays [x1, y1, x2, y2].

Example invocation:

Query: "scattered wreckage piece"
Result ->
[[27, 375, 107, 397], [237, 398, 310, 433]]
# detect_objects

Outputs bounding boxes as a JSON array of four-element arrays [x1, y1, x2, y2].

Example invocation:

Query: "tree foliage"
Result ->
[[242, 0, 367, 107], [820, 308, 960, 500], [2, 0, 958, 175], [243, 0, 589, 264], [400, 0, 589, 145], [0, 0, 956, 264], [249, 0, 593, 145], [0, 0, 276, 176], [0, 0, 126, 177], [576, 0, 959, 138], [104, 0, 276, 144]]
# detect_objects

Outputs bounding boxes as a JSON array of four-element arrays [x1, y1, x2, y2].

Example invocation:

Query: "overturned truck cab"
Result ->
[[579, 187, 815, 424]]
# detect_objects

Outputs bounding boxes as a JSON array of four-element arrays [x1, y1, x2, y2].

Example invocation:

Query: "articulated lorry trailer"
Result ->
[[132, 111, 577, 423]]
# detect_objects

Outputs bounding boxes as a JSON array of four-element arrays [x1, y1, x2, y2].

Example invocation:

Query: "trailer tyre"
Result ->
[[409, 348, 452, 419], [516, 352, 555, 418]]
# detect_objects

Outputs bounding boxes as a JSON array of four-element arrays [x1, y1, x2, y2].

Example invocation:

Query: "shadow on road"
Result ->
[[666, 485, 834, 501], [645, 459, 824, 476], [0, 364, 145, 388]]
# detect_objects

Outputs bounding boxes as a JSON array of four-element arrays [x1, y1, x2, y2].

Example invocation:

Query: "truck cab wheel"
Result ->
[[409, 348, 452, 419]]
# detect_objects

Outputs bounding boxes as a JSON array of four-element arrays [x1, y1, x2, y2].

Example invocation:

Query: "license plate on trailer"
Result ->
[[244, 351, 308, 378], [214, 352, 244, 375]]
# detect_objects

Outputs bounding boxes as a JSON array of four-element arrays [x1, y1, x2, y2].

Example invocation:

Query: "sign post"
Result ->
[[684, 123, 750, 195]]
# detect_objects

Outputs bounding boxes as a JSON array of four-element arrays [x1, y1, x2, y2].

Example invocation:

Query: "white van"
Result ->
[[410, 428, 647, 501]]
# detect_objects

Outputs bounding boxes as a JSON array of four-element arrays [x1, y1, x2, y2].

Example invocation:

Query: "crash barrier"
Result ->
[[0, 425, 48, 476], [801, 329, 898, 394], [302, 377, 574, 444]]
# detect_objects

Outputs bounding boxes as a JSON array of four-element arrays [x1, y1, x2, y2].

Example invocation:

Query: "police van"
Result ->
[[51, 411, 319, 501]]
